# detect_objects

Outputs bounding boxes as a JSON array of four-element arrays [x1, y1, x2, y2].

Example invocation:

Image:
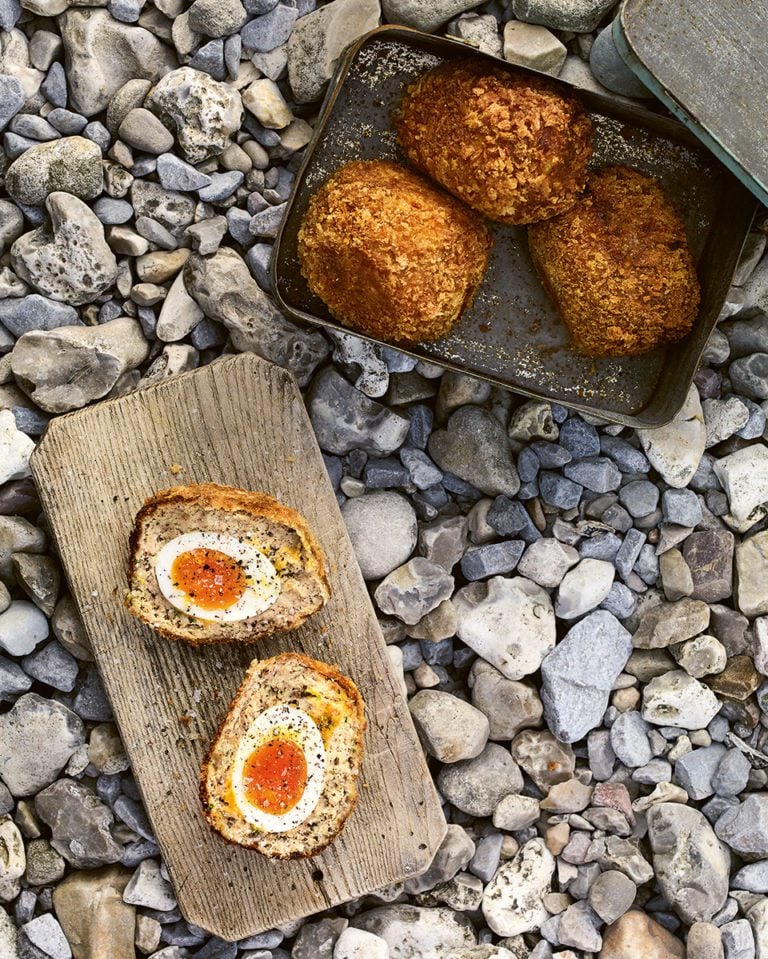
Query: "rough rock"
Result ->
[[713, 444, 768, 523], [352, 905, 476, 959], [454, 576, 556, 680], [512, 729, 575, 791], [334, 927, 390, 959], [11, 193, 117, 307], [122, 858, 176, 910], [184, 249, 328, 385], [555, 558, 614, 619], [429, 407, 520, 498], [588, 870, 637, 925], [0, 410, 34, 486], [5, 137, 102, 206], [381, 0, 477, 32], [599, 911, 685, 959], [642, 670, 721, 730], [403, 825, 475, 895], [735, 531, 768, 617], [633, 597, 711, 649], [517, 537, 579, 588], [502, 20, 566, 75], [53, 866, 135, 959], [59, 9, 177, 117], [482, 839, 554, 937], [541, 610, 633, 743], [11, 317, 149, 413], [684, 530, 734, 604], [647, 802, 730, 923], [342, 493, 417, 580], [437, 743, 523, 817], [637, 385, 706, 488], [375, 559, 454, 625], [512, 0, 618, 32], [147, 67, 242, 163], [715, 794, 768, 860], [409, 690, 489, 763], [468, 660, 543, 741], [0, 693, 84, 797], [35, 779, 123, 868]]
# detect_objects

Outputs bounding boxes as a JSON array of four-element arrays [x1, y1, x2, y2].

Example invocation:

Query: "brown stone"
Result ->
[[632, 597, 710, 649], [709, 604, 750, 656], [683, 529, 735, 603], [599, 910, 685, 959], [706, 655, 762, 700], [53, 865, 135, 959]]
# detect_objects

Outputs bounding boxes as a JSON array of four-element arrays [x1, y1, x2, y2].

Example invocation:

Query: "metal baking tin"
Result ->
[[615, 0, 768, 208], [272, 26, 755, 428]]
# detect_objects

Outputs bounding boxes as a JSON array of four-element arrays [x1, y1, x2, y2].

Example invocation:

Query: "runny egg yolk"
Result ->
[[171, 548, 246, 611], [242, 738, 308, 813]]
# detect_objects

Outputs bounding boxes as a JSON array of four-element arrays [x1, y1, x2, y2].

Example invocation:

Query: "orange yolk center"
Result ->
[[243, 738, 308, 813], [170, 548, 247, 611]]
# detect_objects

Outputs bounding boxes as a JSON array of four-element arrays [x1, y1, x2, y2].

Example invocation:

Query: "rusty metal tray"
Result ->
[[272, 26, 756, 428]]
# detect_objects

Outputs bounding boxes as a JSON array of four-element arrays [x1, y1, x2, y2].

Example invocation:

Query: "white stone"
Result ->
[[454, 576, 556, 680], [353, 905, 476, 959], [155, 272, 203, 342], [0, 410, 34, 485], [19, 915, 71, 959], [502, 21, 566, 76], [637, 385, 706, 489], [242, 78, 293, 129], [147, 67, 243, 164], [482, 838, 554, 937], [0, 817, 25, 903], [0, 29, 44, 100], [0, 600, 49, 656], [11, 192, 117, 306], [642, 670, 721, 731], [59, 9, 176, 117], [555, 558, 614, 619], [493, 795, 540, 831], [713, 444, 768, 522], [409, 690, 489, 764], [334, 928, 390, 959], [517, 538, 579, 588], [287, 0, 381, 103], [342, 492, 417, 580], [747, 898, 768, 959], [123, 859, 177, 911]]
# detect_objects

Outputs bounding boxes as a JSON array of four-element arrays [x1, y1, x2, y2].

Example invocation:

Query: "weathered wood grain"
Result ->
[[31, 354, 446, 941], [622, 0, 768, 199]]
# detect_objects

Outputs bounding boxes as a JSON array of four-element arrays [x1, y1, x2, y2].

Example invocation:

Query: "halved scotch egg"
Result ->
[[201, 653, 365, 859], [125, 484, 330, 645]]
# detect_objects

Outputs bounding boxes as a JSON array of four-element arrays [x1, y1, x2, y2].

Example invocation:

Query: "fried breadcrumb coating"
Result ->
[[395, 59, 593, 225], [529, 165, 701, 357], [298, 159, 493, 345]]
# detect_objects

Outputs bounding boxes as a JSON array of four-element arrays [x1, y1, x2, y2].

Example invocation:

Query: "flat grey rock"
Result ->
[[541, 610, 632, 743]]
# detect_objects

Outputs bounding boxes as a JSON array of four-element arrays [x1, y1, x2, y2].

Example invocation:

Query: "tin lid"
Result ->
[[614, 0, 768, 206]]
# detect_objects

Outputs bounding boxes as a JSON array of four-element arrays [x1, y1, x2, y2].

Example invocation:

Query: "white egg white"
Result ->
[[231, 704, 325, 833], [154, 531, 281, 623]]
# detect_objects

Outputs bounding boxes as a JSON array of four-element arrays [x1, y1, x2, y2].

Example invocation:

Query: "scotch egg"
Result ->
[[154, 531, 281, 623], [126, 484, 331, 645], [231, 703, 325, 832]]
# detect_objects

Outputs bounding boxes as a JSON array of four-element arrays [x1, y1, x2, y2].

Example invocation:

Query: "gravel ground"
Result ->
[[2, 1, 768, 958]]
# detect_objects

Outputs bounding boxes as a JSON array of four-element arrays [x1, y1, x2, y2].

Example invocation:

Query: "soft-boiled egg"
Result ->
[[154, 531, 281, 622], [231, 704, 325, 832]]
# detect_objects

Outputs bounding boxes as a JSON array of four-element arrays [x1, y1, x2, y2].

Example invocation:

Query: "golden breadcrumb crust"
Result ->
[[125, 483, 330, 645], [395, 59, 593, 225], [199, 652, 365, 859], [528, 165, 701, 357], [297, 159, 492, 345]]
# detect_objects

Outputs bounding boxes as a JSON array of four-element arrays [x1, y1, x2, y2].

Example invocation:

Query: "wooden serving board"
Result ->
[[31, 353, 446, 941]]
